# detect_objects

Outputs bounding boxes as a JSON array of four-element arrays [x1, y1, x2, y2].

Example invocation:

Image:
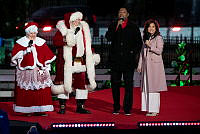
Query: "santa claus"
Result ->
[[11, 22, 56, 116], [52, 11, 100, 114]]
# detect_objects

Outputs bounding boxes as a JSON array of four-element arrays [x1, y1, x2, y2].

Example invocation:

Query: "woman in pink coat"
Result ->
[[137, 19, 167, 116]]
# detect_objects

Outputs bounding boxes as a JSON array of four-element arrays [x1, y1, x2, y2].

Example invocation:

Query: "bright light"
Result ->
[[171, 26, 181, 32], [178, 55, 185, 61], [51, 122, 115, 128], [42, 26, 52, 32], [180, 81, 184, 86], [138, 121, 200, 127]]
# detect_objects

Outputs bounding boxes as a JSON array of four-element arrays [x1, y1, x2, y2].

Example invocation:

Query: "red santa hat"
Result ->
[[64, 12, 73, 28], [23, 22, 38, 34]]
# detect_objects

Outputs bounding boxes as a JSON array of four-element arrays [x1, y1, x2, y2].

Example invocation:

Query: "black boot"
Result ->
[[76, 99, 91, 114], [58, 99, 66, 114]]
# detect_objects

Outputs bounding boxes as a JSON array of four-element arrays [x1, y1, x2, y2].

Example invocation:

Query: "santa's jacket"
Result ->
[[51, 20, 100, 94], [11, 36, 56, 71]]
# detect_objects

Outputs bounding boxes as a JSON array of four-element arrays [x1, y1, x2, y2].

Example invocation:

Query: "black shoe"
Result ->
[[76, 99, 91, 114], [112, 110, 120, 115], [58, 99, 66, 114], [76, 108, 91, 114]]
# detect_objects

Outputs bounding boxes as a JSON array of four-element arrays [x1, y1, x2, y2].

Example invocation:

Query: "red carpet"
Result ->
[[0, 86, 200, 130]]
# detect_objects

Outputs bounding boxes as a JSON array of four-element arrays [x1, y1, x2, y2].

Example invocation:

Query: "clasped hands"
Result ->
[[145, 40, 151, 48]]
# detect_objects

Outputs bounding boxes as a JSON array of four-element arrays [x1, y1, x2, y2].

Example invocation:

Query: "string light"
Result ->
[[51, 122, 115, 128], [138, 121, 200, 128]]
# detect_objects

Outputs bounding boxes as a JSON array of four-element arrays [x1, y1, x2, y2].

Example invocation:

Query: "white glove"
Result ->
[[65, 29, 76, 47], [56, 20, 67, 36], [27, 47, 31, 53], [93, 53, 100, 65], [89, 81, 97, 90], [23, 47, 31, 55]]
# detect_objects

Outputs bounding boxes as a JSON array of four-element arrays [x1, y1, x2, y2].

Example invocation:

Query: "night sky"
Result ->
[[87, 0, 127, 16]]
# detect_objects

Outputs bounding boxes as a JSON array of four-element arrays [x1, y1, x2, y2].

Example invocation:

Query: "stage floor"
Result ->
[[1, 86, 200, 130]]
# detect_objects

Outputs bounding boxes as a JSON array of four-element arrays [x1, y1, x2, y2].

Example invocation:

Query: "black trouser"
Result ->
[[111, 69, 134, 113]]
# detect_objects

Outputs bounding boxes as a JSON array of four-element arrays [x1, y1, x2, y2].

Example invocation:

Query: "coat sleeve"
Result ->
[[36, 43, 56, 70], [11, 43, 36, 69], [11, 43, 27, 65], [149, 36, 164, 55], [137, 45, 144, 70], [53, 31, 65, 47]]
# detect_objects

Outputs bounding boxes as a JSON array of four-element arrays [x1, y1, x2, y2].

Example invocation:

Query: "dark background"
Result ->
[[0, 0, 199, 38]]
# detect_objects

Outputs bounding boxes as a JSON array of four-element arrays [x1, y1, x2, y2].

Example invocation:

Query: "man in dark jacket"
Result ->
[[105, 7, 143, 115]]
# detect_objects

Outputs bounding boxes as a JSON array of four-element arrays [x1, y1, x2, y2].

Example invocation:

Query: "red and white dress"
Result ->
[[11, 36, 56, 113]]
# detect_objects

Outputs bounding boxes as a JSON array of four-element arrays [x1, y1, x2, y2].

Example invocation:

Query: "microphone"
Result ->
[[26, 40, 33, 54], [74, 27, 80, 35], [28, 40, 33, 47], [146, 32, 151, 41], [145, 33, 151, 56], [119, 17, 125, 21]]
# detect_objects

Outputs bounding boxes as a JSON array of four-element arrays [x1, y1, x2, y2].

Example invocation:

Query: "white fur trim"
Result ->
[[93, 53, 101, 65], [11, 50, 24, 65], [70, 12, 83, 22], [25, 25, 38, 34], [81, 21, 97, 90], [16, 36, 45, 47], [75, 89, 88, 99], [85, 85, 95, 91], [89, 81, 97, 89], [72, 62, 86, 73], [75, 28, 85, 57], [51, 84, 65, 94], [44, 56, 56, 71], [35, 37, 46, 46], [57, 94, 69, 99], [56, 20, 68, 36], [51, 84, 72, 94], [63, 45, 73, 93], [85, 81, 97, 91], [13, 104, 54, 113]]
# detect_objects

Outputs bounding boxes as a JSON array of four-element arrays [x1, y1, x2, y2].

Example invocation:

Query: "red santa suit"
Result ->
[[51, 12, 100, 100], [11, 22, 56, 113], [52, 29, 65, 84]]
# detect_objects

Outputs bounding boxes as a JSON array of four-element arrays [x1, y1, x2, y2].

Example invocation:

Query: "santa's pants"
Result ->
[[57, 72, 88, 99], [57, 89, 88, 99]]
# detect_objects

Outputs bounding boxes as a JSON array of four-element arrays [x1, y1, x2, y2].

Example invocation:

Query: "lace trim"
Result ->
[[16, 67, 53, 90]]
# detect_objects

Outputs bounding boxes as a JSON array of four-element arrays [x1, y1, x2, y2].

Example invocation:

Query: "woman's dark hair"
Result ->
[[143, 19, 160, 42]]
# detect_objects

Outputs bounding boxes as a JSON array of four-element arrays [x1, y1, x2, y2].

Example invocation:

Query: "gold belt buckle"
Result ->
[[74, 57, 82, 63]]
